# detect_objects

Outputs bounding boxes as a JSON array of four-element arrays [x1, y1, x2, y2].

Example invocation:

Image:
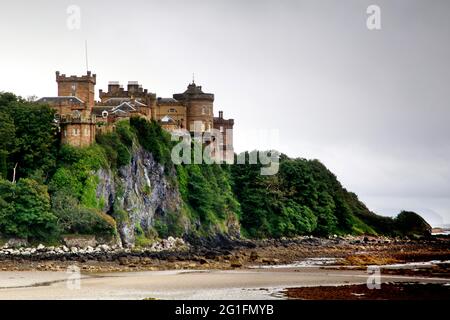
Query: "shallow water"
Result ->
[[249, 257, 342, 269]]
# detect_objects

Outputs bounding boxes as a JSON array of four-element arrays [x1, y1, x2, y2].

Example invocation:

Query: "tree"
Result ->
[[0, 93, 58, 181], [0, 178, 58, 240], [0, 111, 16, 179]]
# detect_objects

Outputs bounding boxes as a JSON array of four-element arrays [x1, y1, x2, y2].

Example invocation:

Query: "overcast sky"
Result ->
[[1, 0, 449, 226]]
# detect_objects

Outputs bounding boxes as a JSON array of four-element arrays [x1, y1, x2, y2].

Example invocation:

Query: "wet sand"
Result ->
[[1, 267, 449, 300]]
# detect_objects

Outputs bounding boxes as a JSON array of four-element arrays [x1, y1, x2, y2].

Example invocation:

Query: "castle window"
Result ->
[[169, 108, 176, 113], [71, 83, 77, 96], [202, 107, 206, 115], [64, 130, 67, 137], [72, 128, 79, 136], [84, 128, 89, 136], [220, 126, 224, 133]]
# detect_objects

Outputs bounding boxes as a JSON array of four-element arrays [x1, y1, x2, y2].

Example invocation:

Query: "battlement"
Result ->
[[56, 71, 96, 84], [99, 81, 153, 101], [214, 110, 234, 126]]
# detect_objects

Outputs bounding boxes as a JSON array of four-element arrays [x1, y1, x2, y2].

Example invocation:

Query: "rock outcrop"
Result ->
[[96, 147, 182, 247]]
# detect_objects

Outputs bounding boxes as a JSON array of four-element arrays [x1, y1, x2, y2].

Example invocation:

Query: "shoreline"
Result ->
[[1, 236, 449, 273]]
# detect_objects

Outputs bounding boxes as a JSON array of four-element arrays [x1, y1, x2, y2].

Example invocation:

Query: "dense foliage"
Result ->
[[231, 152, 430, 238], [0, 93, 58, 181], [176, 163, 241, 236], [130, 117, 173, 167], [0, 178, 57, 240]]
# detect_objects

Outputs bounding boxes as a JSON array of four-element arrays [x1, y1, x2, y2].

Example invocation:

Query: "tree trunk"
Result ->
[[12, 162, 18, 183]]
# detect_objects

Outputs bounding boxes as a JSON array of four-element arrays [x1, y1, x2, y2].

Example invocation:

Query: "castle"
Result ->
[[37, 71, 234, 159]]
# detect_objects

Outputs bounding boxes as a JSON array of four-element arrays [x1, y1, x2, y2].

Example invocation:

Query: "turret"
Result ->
[[173, 81, 214, 132]]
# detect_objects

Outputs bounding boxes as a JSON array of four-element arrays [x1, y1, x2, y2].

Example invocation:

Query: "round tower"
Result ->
[[173, 81, 214, 132]]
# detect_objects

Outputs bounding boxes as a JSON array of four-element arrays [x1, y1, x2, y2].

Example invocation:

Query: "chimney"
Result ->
[[108, 81, 120, 93], [219, 111, 223, 119]]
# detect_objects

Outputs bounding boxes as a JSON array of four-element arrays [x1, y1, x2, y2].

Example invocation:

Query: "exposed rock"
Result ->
[[230, 259, 243, 268], [250, 251, 259, 261], [96, 147, 182, 247], [63, 235, 97, 248], [6, 238, 28, 248], [118, 256, 129, 265]]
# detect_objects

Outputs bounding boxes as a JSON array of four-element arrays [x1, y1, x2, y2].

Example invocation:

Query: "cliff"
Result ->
[[96, 147, 182, 247]]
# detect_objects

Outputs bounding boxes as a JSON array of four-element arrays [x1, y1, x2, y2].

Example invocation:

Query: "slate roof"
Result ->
[[36, 96, 84, 104]]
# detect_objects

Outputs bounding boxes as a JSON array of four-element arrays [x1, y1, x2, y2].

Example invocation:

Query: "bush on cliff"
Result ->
[[95, 120, 133, 168], [51, 190, 116, 236], [130, 116, 172, 167]]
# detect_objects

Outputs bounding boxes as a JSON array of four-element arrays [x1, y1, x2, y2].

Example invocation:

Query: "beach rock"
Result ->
[[98, 244, 110, 252], [230, 259, 243, 268], [63, 235, 97, 248], [175, 238, 185, 247], [250, 251, 259, 261], [6, 238, 28, 248], [118, 256, 129, 265]]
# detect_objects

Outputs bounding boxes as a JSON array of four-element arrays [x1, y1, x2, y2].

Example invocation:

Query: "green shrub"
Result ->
[[0, 178, 58, 240], [130, 117, 172, 166], [51, 190, 116, 236], [96, 131, 131, 168]]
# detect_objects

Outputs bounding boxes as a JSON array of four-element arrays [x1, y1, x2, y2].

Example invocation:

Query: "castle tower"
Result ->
[[37, 71, 97, 148], [173, 81, 214, 132], [56, 71, 96, 113]]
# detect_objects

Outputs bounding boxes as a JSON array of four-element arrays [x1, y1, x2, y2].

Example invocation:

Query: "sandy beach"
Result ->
[[1, 266, 449, 300]]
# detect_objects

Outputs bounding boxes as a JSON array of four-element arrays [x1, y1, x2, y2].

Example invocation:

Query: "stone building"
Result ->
[[38, 71, 234, 155]]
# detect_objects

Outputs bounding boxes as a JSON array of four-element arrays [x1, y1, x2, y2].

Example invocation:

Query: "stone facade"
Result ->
[[37, 72, 97, 147], [173, 82, 214, 133], [213, 111, 234, 162]]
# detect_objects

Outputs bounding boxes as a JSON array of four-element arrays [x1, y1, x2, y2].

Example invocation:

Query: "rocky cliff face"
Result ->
[[96, 147, 182, 247]]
